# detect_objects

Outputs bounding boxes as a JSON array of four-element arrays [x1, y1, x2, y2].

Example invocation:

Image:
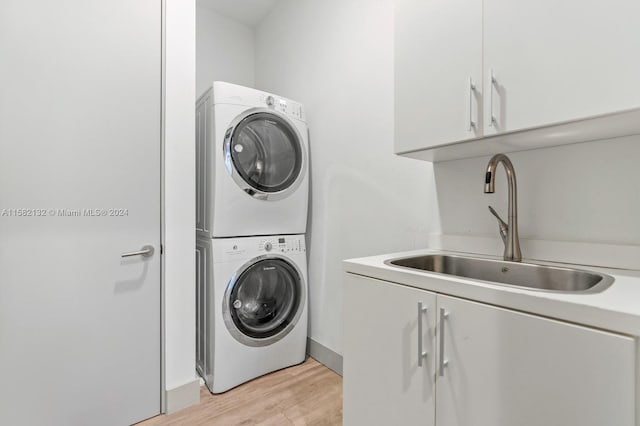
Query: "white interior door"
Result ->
[[0, 1, 161, 425]]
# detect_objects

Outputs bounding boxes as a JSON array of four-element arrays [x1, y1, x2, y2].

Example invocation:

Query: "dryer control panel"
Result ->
[[263, 95, 305, 121], [210, 82, 306, 122], [213, 234, 306, 262]]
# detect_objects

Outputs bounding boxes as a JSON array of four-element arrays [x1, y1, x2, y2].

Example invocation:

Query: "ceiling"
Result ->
[[197, 0, 282, 27]]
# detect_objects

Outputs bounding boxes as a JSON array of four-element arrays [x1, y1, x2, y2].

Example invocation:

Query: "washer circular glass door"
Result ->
[[224, 108, 305, 200], [223, 255, 305, 347]]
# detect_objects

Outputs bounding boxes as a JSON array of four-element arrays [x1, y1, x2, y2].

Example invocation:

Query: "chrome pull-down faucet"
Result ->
[[484, 153, 522, 262]]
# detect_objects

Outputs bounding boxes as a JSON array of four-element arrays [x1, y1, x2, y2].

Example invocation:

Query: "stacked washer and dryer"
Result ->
[[195, 82, 310, 394]]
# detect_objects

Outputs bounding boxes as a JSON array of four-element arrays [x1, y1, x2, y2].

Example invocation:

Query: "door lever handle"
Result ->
[[121, 245, 155, 258]]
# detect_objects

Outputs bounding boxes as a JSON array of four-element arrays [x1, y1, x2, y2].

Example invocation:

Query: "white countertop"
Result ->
[[344, 248, 640, 337]]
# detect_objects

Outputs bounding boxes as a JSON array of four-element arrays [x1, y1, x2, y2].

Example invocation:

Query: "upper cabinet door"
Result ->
[[483, 0, 640, 134], [394, 0, 483, 153]]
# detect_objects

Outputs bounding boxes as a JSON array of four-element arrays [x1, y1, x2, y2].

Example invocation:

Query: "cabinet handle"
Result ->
[[468, 77, 477, 131], [489, 69, 498, 127], [417, 302, 428, 367], [439, 308, 449, 376]]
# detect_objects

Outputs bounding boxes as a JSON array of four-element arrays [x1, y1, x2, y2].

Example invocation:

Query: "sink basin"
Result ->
[[386, 254, 614, 293]]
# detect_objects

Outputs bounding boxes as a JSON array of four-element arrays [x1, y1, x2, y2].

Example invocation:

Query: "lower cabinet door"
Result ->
[[436, 294, 636, 426], [343, 274, 437, 426]]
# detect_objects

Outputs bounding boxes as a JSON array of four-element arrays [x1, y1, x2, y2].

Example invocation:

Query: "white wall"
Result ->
[[433, 138, 640, 266], [196, 3, 255, 97], [165, 0, 197, 395], [194, 0, 640, 365], [253, 0, 640, 360], [255, 0, 439, 356]]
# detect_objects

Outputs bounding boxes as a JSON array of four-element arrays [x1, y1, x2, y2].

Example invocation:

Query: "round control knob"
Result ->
[[264, 242, 273, 251], [265, 96, 275, 107]]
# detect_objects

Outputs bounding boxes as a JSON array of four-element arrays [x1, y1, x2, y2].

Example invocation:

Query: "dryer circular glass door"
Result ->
[[223, 255, 306, 347], [224, 108, 305, 200]]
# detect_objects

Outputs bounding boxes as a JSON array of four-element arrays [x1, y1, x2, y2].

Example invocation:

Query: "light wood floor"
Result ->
[[141, 358, 343, 426]]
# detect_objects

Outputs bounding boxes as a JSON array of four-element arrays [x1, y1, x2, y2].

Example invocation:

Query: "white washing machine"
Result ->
[[196, 81, 309, 238], [196, 234, 308, 394]]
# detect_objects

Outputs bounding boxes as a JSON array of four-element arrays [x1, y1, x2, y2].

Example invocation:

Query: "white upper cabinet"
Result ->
[[395, 0, 640, 160], [483, 0, 640, 134], [394, 0, 482, 154]]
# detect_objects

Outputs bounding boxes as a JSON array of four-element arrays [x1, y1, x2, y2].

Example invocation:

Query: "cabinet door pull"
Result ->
[[439, 308, 449, 376], [489, 70, 498, 127], [417, 302, 428, 367], [468, 77, 477, 131]]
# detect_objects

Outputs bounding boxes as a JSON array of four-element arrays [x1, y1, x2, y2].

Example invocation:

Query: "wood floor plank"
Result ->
[[141, 358, 342, 426]]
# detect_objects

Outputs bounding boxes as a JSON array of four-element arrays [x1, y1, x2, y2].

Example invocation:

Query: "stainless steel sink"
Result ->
[[386, 254, 614, 293]]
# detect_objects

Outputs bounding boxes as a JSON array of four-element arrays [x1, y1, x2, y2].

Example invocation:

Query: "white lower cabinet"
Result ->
[[436, 294, 635, 426], [343, 274, 437, 426], [343, 274, 636, 426]]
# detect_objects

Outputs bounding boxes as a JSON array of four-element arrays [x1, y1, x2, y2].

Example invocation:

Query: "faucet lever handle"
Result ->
[[488, 205, 508, 244]]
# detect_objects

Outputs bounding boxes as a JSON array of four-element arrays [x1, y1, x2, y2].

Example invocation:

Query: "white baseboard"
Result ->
[[165, 379, 200, 414], [307, 338, 343, 376]]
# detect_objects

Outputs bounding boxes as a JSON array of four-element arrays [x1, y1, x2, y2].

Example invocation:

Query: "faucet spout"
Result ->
[[484, 154, 522, 262]]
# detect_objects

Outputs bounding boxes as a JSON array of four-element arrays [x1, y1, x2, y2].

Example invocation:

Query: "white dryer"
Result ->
[[196, 81, 309, 238], [196, 234, 308, 394]]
